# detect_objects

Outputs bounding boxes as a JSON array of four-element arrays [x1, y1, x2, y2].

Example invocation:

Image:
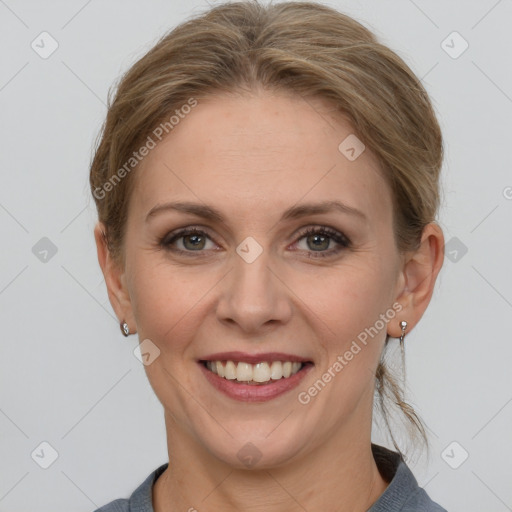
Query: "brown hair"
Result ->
[[89, 0, 443, 460]]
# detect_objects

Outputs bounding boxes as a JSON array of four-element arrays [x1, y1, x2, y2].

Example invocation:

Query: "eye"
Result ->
[[292, 226, 351, 259], [160, 227, 216, 254]]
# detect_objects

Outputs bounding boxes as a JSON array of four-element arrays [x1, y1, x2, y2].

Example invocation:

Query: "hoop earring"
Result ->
[[120, 321, 130, 337]]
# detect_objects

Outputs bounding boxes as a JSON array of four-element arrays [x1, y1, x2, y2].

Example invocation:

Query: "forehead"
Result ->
[[131, 90, 393, 228]]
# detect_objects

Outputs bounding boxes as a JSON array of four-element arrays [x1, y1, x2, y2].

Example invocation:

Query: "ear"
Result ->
[[388, 222, 444, 338], [94, 222, 136, 334]]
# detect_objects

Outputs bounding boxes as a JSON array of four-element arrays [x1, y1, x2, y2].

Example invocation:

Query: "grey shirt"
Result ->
[[93, 444, 447, 512]]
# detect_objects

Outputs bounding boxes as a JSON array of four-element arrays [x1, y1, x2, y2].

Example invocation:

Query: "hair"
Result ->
[[89, 0, 443, 460]]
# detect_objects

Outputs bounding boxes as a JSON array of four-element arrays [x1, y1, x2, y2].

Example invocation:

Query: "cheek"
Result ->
[[305, 265, 391, 403], [297, 257, 392, 340], [128, 257, 188, 346], [298, 257, 395, 404], [128, 255, 224, 354]]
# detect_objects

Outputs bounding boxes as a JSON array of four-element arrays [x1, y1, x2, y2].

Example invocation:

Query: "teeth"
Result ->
[[216, 361, 225, 378], [270, 361, 283, 380], [204, 360, 303, 383], [225, 360, 237, 380], [253, 362, 270, 383], [236, 362, 253, 381]]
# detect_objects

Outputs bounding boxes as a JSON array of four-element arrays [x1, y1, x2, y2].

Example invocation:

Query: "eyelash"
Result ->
[[159, 225, 351, 259]]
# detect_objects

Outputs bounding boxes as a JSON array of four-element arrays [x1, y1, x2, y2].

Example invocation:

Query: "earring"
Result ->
[[399, 320, 408, 348], [120, 321, 130, 337], [399, 320, 407, 381]]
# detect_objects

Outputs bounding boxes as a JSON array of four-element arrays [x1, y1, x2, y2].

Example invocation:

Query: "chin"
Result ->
[[197, 419, 311, 470]]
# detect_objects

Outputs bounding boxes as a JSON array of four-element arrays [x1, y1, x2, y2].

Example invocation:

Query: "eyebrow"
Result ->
[[146, 199, 367, 224]]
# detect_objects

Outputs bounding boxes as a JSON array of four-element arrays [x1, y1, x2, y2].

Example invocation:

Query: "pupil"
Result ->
[[309, 234, 328, 251], [185, 234, 204, 250]]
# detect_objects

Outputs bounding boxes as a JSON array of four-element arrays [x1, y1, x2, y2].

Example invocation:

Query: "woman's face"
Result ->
[[117, 90, 405, 468]]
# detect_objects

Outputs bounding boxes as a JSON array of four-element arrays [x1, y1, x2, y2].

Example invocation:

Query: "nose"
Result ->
[[215, 245, 293, 334]]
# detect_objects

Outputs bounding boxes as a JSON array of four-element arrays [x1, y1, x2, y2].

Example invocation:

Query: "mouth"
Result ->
[[198, 354, 314, 402], [200, 359, 312, 385]]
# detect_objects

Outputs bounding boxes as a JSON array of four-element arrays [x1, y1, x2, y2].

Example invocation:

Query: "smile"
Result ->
[[199, 356, 314, 402]]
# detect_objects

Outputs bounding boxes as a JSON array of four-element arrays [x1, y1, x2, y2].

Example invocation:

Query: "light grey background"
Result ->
[[1, 0, 511, 510]]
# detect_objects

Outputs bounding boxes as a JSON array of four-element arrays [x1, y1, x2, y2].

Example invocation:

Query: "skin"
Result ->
[[95, 88, 444, 512]]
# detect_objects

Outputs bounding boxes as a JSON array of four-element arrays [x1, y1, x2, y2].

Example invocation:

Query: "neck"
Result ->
[[153, 411, 389, 512]]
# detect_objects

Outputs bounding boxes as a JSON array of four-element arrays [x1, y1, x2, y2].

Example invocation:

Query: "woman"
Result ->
[[90, 1, 447, 510]]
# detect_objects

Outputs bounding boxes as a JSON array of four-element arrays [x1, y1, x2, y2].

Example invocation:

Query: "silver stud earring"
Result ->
[[121, 321, 130, 337]]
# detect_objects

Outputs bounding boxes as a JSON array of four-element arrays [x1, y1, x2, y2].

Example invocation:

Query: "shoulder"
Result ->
[[400, 488, 448, 511], [92, 462, 169, 512], [369, 444, 448, 512], [93, 499, 129, 512]]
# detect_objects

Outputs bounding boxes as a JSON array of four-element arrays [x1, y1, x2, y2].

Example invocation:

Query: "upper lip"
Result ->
[[199, 351, 312, 364]]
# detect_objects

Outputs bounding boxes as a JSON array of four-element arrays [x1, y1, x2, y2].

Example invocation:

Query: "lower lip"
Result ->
[[198, 362, 314, 402]]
